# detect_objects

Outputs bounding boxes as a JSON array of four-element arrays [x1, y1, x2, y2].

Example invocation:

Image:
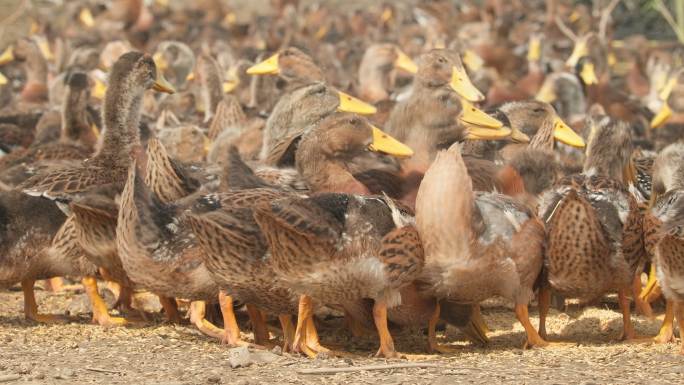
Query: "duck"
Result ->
[[187, 186, 300, 349], [491, 100, 586, 205], [20, 51, 176, 326], [0, 190, 98, 323], [195, 53, 225, 123], [414, 142, 550, 349], [356, 43, 418, 103], [386, 49, 499, 160], [4, 38, 50, 104], [242, 113, 420, 357], [649, 68, 684, 152], [116, 139, 225, 340], [261, 81, 377, 163], [152, 41, 195, 91], [0, 71, 97, 187], [254, 191, 423, 358], [641, 143, 684, 351], [538, 113, 647, 342]]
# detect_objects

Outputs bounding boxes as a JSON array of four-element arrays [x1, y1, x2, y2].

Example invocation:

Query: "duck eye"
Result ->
[[532, 108, 545, 113], [437, 57, 446, 63], [349, 118, 360, 126]]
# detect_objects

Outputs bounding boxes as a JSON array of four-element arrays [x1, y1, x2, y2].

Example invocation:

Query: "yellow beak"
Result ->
[[152, 69, 176, 94], [35, 36, 53, 61], [553, 116, 585, 148], [566, 39, 588, 67], [223, 67, 239, 93], [651, 103, 673, 128], [535, 81, 556, 103], [204, 135, 212, 155], [450, 66, 484, 102], [510, 127, 531, 143], [381, 8, 393, 22], [659, 77, 676, 101], [0, 71, 7, 85], [246, 53, 280, 75], [223, 80, 238, 93], [368, 126, 414, 157], [579, 62, 598, 85], [337, 91, 377, 115], [90, 123, 100, 139], [0, 46, 14, 65], [462, 49, 484, 72], [394, 49, 418, 74], [639, 264, 661, 301], [459, 100, 503, 128], [465, 125, 512, 140], [91, 78, 107, 100], [79, 8, 95, 28], [186, 72, 195, 81], [223, 12, 237, 26], [153, 52, 168, 72], [527, 37, 541, 61]]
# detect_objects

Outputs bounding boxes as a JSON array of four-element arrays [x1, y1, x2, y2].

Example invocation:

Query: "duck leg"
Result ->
[[218, 291, 249, 346], [426, 302, 456, 353], [675, 301, 684, 355], [654, 300, 675, 344], [538, 286, 551, 339], [632, 274, 654, 318], [515, 303, 549, 348], [189, 301, 225, 339], [617, 287, 650, 342], [472, 304, 490, 334], [82, 276, 128, 326], [640, 264, 662, 303], [43, 277, 64, 292], [372, 301, 401, 358], [246, 304, 271, 346], [21, 279, 68, 323], [159, 296, 182, 323], [292, 295, 329, 357], [278, 314, 295, 353]]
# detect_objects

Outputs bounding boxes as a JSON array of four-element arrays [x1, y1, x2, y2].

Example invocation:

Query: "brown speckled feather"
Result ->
[[116, 164, 216, 300], [187, 189, 299, 315]]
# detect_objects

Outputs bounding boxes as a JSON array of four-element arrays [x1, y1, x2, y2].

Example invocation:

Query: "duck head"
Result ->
[[416, 49, 485, 102], [583, 113, 634, 184], [246, 47, 325, 86], [651, 69, 684, 129], [497, 101, 585, 150], [296, 112, 412, 193]]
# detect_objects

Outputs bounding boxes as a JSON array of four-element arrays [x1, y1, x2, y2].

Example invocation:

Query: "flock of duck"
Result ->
[[1, 0, 683, 358]]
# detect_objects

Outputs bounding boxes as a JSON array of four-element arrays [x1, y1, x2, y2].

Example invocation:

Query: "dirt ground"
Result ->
[[0, 284, 682, 385]]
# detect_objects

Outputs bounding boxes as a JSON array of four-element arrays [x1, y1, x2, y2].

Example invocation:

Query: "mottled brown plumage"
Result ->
[[415, 143, 548, 349], [254, 192, 423, 357], [187, 188, 300, 348], [539, 115, 646, 341]]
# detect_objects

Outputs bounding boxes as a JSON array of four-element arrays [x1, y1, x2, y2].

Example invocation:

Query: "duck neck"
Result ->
[[528, 117, 555, 151], [296, 141, 369, 195], [23, 51, 48, 90], [60, 87, 94, 147], [359, 63, 390, 103], [20, 52, 48, 102], [97, 80, 143, 166]]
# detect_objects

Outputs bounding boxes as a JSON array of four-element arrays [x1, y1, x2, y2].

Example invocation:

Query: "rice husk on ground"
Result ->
[[0, 282, 681, 385]]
